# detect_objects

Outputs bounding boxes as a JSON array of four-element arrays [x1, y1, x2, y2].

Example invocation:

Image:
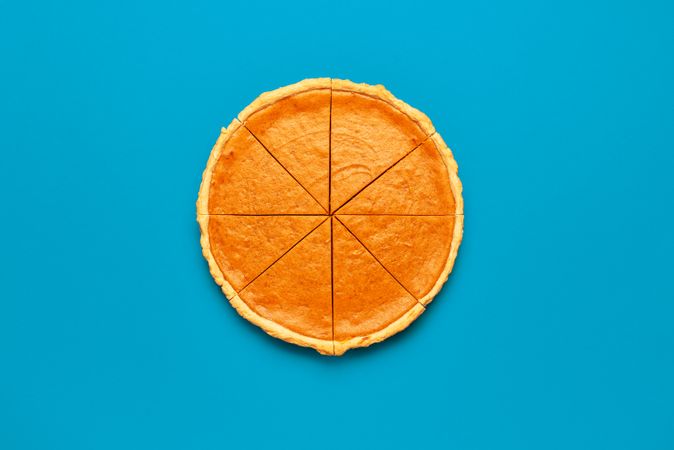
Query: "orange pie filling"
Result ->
[[197, 78, 463, 355]]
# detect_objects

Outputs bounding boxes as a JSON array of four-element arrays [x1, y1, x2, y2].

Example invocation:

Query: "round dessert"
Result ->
[[197, 78, 463, 355]]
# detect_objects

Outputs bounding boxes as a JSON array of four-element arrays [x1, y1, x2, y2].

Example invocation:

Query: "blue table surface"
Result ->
[[2, 1, 673, 449]]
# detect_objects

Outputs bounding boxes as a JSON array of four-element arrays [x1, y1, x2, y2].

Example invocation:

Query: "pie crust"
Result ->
[[197, 78, 464, 355]]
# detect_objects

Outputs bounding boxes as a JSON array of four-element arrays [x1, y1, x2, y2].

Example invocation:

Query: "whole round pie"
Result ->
[[197, 78, 463, 355]]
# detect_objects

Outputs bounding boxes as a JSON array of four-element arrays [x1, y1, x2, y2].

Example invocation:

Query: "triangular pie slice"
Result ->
[[238, 219, 333, 353], [338, 137, 458, 215], [337, 215, 459, 303], [330, 80, 432, 211], [198, 120, 324, 214], [240, 81, 331, 211], [332, 217, 422, 354], [205, 215, 325, 293]]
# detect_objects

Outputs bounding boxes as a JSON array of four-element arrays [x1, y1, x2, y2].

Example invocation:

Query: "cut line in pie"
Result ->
[[197, 78, 463, 355]]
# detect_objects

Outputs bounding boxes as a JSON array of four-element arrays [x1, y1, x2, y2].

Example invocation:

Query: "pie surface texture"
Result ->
[[197, 78, 463, 355]]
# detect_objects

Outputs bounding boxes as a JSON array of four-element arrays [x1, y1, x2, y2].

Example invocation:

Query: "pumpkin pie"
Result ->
[[197, 78, 463, 355]]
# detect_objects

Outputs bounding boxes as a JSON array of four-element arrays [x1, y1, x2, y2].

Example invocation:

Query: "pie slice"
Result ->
[[332, 217, 424, 355], [338, 134, 463, 215], [239, 79, 331, 212], [336, 215, 463, 304], [237, 219, 333, 354], [200, 215, 325, 294], [196, 119, 324, 214], [330, 79, 434, 211]]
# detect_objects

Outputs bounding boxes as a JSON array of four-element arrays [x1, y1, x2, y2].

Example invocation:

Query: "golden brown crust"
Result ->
[[229, 294, 334, 355], [196, 119, 240, 215], [197, 214, 238, 301], [412, 132, 464, 306], [203, 120, 324, 214], [331, 79, 435, 137], [238, 220, 333, 342], [417, 214, 464, 306], [333, 303, 425, 356], [332, 217, 421, 352], [431, 132, 464, 215], [330, 82, 431, 211], [238, 78, 331, 123], [242, 88, 331, 211], [198, 213, 334, 355]]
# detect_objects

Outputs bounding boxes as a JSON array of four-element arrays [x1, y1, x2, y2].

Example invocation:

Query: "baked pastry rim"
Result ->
[[197, 213, 336, 355]]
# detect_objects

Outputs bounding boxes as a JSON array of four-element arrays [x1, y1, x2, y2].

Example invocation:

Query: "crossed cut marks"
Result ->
[[197, 79, 463, 355]]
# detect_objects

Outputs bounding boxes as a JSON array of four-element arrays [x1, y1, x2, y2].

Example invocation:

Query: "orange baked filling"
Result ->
[[197, 78, 463, 355]]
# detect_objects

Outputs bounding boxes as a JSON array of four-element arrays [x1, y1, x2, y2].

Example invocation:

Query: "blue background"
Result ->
[[2, 1, 673, 449]]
